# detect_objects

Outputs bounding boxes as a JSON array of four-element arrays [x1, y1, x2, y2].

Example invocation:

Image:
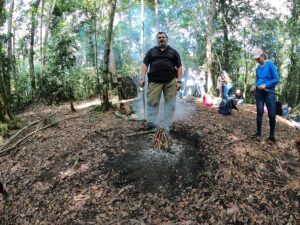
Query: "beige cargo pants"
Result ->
[[147, 78, 177, 129]]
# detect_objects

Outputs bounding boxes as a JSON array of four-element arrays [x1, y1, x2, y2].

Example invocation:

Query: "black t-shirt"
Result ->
[[143, 46, 182, 83]]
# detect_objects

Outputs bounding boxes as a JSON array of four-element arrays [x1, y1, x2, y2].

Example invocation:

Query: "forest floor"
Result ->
[[0, 96, 299, 225]]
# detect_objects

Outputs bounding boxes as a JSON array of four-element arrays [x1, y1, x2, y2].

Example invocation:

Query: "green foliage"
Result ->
[[68, 67, 98, 100], [11, 71, 32, 111], [7, 117, 23, 129], [37, 70, 74, 104], [2, 0, 299, 110], [0, 123, 8, 137], [37, 18, 79, 104]]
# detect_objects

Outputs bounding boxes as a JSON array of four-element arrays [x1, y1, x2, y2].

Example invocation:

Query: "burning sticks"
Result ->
[[153, 128, 172, 150]]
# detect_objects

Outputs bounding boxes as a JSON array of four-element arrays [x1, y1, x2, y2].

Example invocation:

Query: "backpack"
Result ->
[[219, 98, 232, 115]]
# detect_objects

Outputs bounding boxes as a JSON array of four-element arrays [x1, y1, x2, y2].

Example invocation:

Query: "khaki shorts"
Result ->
[[147, 78, 177, 106]]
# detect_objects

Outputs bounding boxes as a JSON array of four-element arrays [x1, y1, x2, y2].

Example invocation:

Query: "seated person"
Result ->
[[234, 89, 244, 105], [198, 71, 206, 97], [216, 75, 224, 98], [220, 70, 233, 99]]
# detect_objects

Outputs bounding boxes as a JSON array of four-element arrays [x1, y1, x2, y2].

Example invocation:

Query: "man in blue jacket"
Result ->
[[250, 48, 280, 143]]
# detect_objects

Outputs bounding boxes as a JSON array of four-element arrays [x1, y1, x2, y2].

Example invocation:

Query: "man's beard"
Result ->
[[158, 41, 167, 48]]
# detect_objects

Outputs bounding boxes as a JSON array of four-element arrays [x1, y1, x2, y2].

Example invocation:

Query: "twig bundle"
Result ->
[[153, 128, 172, 150]]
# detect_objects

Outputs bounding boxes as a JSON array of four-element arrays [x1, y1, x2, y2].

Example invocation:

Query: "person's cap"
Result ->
[[236, 89, 241, 94], [253, 48, 264, 59]]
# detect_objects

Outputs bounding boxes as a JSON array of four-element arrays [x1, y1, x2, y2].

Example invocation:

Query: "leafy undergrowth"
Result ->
[[0, 98, 299, 225]]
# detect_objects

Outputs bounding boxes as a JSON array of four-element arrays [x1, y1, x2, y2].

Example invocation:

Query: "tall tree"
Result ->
[[93, 1, 100, 90], [141, 0, 145, 62], [218, 0, 230, 72], [6, 0, 15, 100], [0, 0, 13, 121], [283, 0, 300, 107], [155, 0, 158, 29], [40, 0, 45, 66], [29, 0, 41, 100], [102, 0, 117, 111], [205, 0, 216, 93], [42, 0, 56, 67]]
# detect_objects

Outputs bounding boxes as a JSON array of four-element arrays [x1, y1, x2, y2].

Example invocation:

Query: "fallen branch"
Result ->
[[37, 113, 85, 132], [0, 112, 56, 152], [0, 113, 86, 157], [126, 130, 156, 137], [222, 136, 249, 147], [0, 120, 41, 151], [114, 111, 146, 121], [263, 178, 285, 186]]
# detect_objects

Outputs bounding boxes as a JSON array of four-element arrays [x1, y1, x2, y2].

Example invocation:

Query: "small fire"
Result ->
[[153, 128, 172, 150]]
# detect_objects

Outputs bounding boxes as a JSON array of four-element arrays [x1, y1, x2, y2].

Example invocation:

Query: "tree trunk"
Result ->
[[93, 4, 101, 93], [0, 0, 12, 121], [89, 36, 95, 67], [242, 27, 249, 99], [102, 0, 117, 111], [283, 0, 300, 107], [12, 27, 20, 103], [5, 0, 15, 100], [0, 47, 13, 121], [29, 0, 41, 100], [109, 40, 116, 76], [7, 0, 14, 70], [155, 0, 158, 29], [220, 0, 230, 72], [42, 0, 56, 67], [141, 0, 145, 63], [205, 0, 216, 93], [40, 0, 44, 67]]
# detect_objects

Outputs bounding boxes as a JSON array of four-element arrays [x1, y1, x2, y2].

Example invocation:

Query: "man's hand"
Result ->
[[139, 77, 145, 87], [250, 86, 256, 92], [257, 84, 266, 90], [176, 82, 182, 91]]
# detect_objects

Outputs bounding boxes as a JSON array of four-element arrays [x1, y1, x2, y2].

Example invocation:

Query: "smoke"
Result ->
[[132, 87, 146, 120], [131, 80, 197, 129], [173, 100, 197, 122]]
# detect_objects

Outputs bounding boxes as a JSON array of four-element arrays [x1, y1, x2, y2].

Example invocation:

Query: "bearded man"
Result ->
[[139, 32, 182, 130]]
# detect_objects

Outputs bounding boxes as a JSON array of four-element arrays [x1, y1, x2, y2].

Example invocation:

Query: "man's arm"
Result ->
[[139, 63, 148, 87], [177, 66, 183, 82], [176, 66, 183, 91]]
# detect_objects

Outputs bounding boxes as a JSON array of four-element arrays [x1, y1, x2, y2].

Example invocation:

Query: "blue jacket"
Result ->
[[256, 61, 280, 91]]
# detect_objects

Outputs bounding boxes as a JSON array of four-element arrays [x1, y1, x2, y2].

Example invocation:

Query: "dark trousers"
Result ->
[[255, 90, 276, 137]]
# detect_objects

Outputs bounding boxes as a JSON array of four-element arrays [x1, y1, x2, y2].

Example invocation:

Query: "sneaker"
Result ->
[[268, 137, 276, 143]]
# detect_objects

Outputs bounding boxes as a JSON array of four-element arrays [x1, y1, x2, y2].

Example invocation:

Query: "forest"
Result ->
[[0, 0, 299, 224], [0, 0, 299, 123]]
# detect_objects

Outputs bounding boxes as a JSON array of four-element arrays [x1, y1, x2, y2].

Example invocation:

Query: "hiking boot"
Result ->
[[146, 122, 157, 130], [251, 132, 261, 141], [268, 137, 276, 143], [251, 132, 261, 138]]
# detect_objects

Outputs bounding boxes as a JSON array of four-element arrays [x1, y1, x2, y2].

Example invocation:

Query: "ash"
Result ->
[[108, 135, 205, 192]]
